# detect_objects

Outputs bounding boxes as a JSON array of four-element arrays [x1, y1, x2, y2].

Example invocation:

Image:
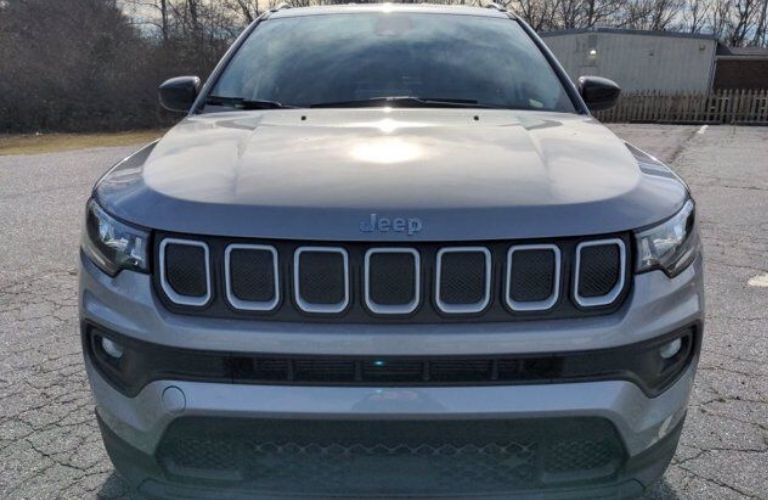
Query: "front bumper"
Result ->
[[96, 406, 685, 500], [80, 253, 704, 498]]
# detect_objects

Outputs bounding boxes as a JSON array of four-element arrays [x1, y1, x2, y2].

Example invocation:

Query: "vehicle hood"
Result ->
[[95, 109, 688, 241]]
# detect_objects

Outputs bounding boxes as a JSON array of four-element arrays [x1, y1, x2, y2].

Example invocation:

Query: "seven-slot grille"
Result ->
[[155, 235, 631, 322]]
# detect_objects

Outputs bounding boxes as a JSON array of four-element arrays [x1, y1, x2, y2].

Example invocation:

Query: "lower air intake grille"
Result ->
[[156, 417, 625, 496]]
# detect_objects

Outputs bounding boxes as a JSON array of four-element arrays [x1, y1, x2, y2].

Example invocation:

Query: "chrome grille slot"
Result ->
[[574, 239, 626, 308], [506, 244, 560, 311], [225, 244, 279, 311], [364, 248, 420, 315], [159, 239, 211, 307], [435, 247, 491, 314], [294, 247, 349, 314]]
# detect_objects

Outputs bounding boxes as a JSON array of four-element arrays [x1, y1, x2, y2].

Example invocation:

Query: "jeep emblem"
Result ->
[[360, 213, 422, 236]]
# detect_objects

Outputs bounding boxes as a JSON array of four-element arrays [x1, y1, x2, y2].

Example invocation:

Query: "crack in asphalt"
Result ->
[[667, 126, 702, 165], [675, 463, 760, 499]]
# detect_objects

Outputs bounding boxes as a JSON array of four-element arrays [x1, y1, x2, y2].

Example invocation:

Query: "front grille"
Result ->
[[574, 239, 627, 307], [365, 248, 420, 314], [436, 247, 491, 314], [506, 244, 560, 311], [579, 245, 620, 297], [164, 244, 207, 296], [156, 417, 625, 495], [159, 239, 210, 306], [225, 245, 278, 310], [154, 233, 631, 322], [294, 247, 349, 313]]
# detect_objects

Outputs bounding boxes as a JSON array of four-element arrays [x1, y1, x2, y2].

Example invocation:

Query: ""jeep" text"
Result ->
[[360, 213, 422, 236]]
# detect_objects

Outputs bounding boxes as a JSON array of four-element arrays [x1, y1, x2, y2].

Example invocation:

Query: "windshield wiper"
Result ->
[[205, 96, 297, 110], [309, 96, 497, 109]]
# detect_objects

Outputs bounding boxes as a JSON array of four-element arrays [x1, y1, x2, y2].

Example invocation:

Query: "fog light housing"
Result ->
[[101, 337, 124, 360], [659, 338, 682, 359]]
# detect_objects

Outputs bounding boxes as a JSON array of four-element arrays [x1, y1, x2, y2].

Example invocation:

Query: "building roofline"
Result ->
[[716, 55, 768, 60], [716, 46, 768, 58], [539, 27, 717, 41]]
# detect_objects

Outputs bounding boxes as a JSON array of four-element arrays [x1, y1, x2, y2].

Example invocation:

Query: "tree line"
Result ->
[[1, 0, 766, 133]]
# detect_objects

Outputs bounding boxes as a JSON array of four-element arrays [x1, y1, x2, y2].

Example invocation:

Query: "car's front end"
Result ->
[[80, 5, 703, 499]]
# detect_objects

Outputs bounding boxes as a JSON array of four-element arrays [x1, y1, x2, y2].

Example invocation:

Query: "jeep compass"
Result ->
[[80, 4, 704, 499]]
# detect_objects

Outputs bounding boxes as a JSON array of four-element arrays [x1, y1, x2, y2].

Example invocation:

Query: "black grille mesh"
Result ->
[[229, 248, 276, 302], [293, 359, 356, 382], [227, 356, 568, 384], [544, 438, 620, 473], [155, 234, 630, 321], [438, 252, 487, 306], [298, 251, 345, 306], [578, 245, 621, 298], [164, 244, 207, 297], [368, 252, 417, 307], [509, 249, 556, 302], [362, 360, 423, 382], [243, 359, 289, 381], [156, 418, 624, 495], [430, 359, 492, 381]]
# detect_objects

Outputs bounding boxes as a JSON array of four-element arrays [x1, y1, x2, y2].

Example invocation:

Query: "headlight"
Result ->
[[82, 199, 149, 276], [635, 199, 698, 277]]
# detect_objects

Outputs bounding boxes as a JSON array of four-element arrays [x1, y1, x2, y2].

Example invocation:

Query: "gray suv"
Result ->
[[80, 4, 703, 499]]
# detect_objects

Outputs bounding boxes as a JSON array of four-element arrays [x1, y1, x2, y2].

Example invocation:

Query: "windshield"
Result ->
[[209, 12, 576, 112]]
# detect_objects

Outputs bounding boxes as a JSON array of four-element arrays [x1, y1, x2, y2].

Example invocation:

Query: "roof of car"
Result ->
[[268, 3, 511, 19]]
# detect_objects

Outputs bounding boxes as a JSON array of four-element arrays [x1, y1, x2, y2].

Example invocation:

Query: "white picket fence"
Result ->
[[595, 89, 768, 124]]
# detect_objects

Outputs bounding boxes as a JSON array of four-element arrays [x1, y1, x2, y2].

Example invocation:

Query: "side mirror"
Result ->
[[578, 76, 621, 112], [159, 76, 201, 113]]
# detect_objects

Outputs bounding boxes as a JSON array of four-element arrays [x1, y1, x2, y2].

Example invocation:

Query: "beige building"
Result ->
[[541, 28, 718, 93]]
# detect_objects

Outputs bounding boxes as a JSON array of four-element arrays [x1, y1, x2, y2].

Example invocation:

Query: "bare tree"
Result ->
[[683, 0, 710, 33], [512, 0, 561, 30], [223, 0, 262, 24], [709, 0, 733, 40], [581, 0, 624, 27], [618, 0, 681, 30], [730, 0, 760, 45], [649, 0, 684, 29], [753, 0, 768, 45], [556, 0, 583, 28]]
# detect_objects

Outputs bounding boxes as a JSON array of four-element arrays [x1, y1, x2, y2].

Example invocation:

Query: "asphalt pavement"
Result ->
[[0, 124, 766, 499]]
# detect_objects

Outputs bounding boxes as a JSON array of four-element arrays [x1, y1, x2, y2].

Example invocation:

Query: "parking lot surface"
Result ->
[[1, 124, 766, 499]]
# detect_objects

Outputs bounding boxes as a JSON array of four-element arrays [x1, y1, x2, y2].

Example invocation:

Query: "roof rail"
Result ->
[[479, 1, 507, 12], [269, 2, 292, 12]]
